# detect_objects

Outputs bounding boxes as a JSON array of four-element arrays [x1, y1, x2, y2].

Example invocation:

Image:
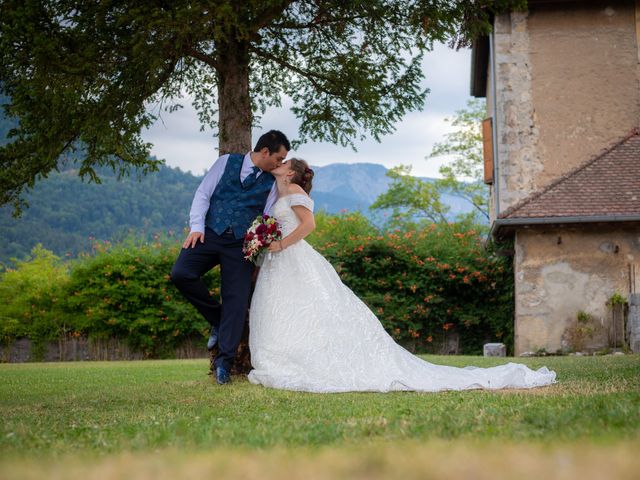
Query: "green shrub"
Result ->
[[0, 245, 69, 359], [308, 221, 514, 354], [308, 211, 378, 247], [0, 216, 514, 358], [59, 238, 216, 358]]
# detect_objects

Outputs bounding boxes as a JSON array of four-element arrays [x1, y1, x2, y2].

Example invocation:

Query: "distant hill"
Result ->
[[0, 163, 201, 264], [0, 101, 476, 264], [0, 160, 477, 265], [311, 162, 475, 219]]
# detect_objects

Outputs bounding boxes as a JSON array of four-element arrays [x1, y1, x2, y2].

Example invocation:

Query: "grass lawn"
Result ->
[[1, 354, 639, 479]]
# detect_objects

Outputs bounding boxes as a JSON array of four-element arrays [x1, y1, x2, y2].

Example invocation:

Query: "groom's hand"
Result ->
[[183, 232, 204, 249]]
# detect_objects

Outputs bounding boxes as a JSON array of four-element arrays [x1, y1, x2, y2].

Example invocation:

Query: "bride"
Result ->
[[247, 159, 556, 393]]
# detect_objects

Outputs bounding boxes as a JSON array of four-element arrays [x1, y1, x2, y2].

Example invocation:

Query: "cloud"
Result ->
[[142, 43, 473, 179]]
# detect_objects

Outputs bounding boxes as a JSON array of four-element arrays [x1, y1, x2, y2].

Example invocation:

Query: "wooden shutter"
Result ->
[[482, 117, 494, 185]]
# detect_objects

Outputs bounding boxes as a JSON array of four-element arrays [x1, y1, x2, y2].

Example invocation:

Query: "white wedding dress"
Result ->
[[247, 194, 556, 393]]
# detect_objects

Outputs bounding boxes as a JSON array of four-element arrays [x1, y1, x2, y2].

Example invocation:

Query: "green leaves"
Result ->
[[1, 0, 523, 211], [370, 165, 451, 226], [370, 98, 490, 227], [61, 240, 213, 358], [258, 0, 429, 148], [0, 245, 69, 355], [429, 98, 489, 221], [0, 0, 178, 210], [0, 240, 213, 359]]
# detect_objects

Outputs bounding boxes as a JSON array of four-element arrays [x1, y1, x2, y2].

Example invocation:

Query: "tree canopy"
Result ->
[[428, 98, 488, 220], [0, 0, 524, 212]]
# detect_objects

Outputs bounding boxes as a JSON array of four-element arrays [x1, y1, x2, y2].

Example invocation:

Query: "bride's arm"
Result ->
[[268, 205, 315, 251]]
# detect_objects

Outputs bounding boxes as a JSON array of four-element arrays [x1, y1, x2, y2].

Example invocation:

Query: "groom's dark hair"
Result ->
[[254, 130, 291, 154]]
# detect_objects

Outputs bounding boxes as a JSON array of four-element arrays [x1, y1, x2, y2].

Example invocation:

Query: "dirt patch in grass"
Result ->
[[2, 440, 639, 480]]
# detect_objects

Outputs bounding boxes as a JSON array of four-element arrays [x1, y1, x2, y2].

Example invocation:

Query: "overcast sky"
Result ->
[[142, 43, 473, 179]]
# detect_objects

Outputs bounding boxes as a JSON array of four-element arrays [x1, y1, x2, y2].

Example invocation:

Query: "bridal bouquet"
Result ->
[[242, 214, 282, 264]]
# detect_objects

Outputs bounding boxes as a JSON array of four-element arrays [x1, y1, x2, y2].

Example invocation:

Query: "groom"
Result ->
[[170, 130, 290, 384]]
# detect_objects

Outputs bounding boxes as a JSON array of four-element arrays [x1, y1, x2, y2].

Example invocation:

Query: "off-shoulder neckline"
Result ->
[[277, 193, 312, 200]]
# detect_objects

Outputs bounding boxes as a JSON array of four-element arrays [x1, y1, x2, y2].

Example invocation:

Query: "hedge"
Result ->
[[0, 213, 513, 359]]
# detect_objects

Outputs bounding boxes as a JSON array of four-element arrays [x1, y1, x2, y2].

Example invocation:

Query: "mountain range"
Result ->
[[0, 94, 475, 265], [310, 162, 474, 219], [0, 160, 475, 265]]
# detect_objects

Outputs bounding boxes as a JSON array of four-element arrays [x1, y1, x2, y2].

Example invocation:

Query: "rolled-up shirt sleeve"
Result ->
[[189, 154, 229, 234]]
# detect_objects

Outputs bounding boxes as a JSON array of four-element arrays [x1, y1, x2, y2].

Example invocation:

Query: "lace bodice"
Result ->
[[272, 194, 314, 237]]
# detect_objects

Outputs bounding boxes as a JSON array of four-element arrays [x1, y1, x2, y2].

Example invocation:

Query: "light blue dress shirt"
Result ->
[[189, 152, 278, 234]]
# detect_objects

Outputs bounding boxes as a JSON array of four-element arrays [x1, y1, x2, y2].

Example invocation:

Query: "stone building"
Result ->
[[471, 0, 640, 354]]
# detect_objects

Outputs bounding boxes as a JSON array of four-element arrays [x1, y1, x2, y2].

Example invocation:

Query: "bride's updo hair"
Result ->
[[289, 158, 314, 194]]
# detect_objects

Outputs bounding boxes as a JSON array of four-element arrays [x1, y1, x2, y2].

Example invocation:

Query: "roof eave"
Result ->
[[491, 215, 640, 240]]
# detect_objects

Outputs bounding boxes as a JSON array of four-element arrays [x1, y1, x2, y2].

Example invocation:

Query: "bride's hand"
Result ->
[[268, 240, 284, 252]]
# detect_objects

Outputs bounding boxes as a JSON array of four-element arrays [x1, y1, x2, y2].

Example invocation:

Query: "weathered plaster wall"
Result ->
[[485, 54, 496, 221], [493, 12, 541, 215], [514, 225, 640, 354], [528, 0, 640, 187], [491, 1, 640, 217]]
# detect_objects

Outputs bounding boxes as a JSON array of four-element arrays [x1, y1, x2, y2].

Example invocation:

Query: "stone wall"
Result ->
[[513, 224, 640, 354], [492, 11, 542, 215], [490, 1, 640, 219], [528, 0, 640, 187], [0, 337, 209, 363]]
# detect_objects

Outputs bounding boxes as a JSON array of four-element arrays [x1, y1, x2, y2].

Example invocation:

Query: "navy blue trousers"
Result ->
[[170, 227, 254, 371]]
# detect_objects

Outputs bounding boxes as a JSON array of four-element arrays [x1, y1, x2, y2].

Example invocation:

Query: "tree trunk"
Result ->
[[217, 40, 252, 155]]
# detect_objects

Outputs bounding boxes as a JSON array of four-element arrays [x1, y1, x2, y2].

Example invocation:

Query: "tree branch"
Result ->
[[448, 188, 489, 221], [274, 12, 369, 30], [250, 46, 340, 96], [185, 46, 220, 70], [470, 199, 490, 220], [250, 0, 296, 32]]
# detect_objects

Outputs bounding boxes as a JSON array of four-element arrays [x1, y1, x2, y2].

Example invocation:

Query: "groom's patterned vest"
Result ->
[[205, 154, 275, 239]]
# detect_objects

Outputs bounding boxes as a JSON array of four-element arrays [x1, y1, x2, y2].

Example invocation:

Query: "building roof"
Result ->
[[498, 129, 640, 221]]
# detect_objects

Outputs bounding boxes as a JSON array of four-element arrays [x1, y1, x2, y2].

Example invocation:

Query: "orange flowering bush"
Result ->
[[307, 217, 514, 354], [1, 213, 514, 358]]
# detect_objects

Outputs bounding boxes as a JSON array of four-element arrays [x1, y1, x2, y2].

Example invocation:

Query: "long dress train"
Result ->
[[248, 194, 556, 393]]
